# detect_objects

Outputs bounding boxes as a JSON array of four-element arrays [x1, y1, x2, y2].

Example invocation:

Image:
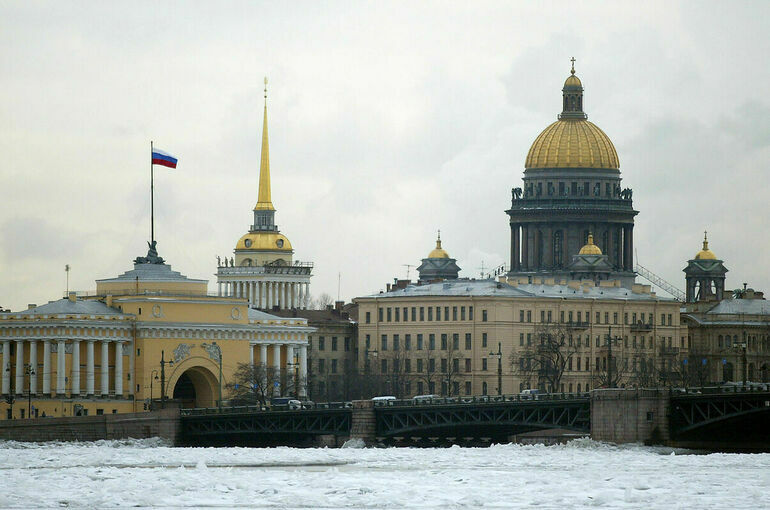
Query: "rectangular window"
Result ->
[[365, 334, 371, 349], [412, 307, 417, 321], [331, 359, 337, 374], [577, 357, 581, 371], [461, 306, 466, 320], [469, 306, 474, 320], [569, 311, 574, 323], [527, 311, 531, 323], [465, 333, 471, 350], [482, 332, 488, 348], [436, 307, 441, 321], [632, 312, 637, 324], [444, 306, 449, 321], [465, 381, 472, 395], [586, 357, 590, 371], [381, 335, 388, 351], [319, 359, 325, 372], [405, 334, 411, 351], [560, 311, 565, 323], [604, 312, 609, 324], [428, 358, 435, 373], [520, 310, 525, 322], [429, 334, 436, 350], [393, 334, 400, 351], [366, 311, 371, 324], [452, 333, 459, 350], [319, 337, 325, 351], [441, 334, 448, 350], [420, 307, 425, 321], [452, 358, 459, 373], [453, 307, 458, 321], [417, 334, 423, 350], [577, 311, 581, 323], [668, 314, 672, 326], [541, 310, 545, 323], [519, 333, 524, 346], [387, 308, 392, 322], [482, 358, 488, 371], [613, 312, 618, 325], [465, 358, 471, 372], [547, 310, 552, 323], [483, 310, 488, 322], [596, 312, 600, 323], [403, 307, 408, 322], [405, 358, 411, 373], [378, 308, 383, 322], [331, 337, 338, 351], [624, 312, 628, 325], [428, 307, 433, 321], [344, 337, 350, 352], [527, 333, 532, 346], [393, 359, 400, 373], [568, 358, 573, 371], [417, 359, 423, 373], [394, 307, 399, 322], [381, 359, 387, 373]]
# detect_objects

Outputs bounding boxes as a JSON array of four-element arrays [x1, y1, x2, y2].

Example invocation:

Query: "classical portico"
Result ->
[[217, 78, 312, 310]]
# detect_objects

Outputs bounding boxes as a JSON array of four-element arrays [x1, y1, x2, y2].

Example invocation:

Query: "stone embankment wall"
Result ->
[[0, 409, 181, 444], [349, 400, 376, 444], [591, 388, 670, 444]]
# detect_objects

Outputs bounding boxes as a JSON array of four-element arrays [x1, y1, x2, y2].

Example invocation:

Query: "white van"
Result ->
[[372, 396, 397, 407], [520, 389, 541, 400], [412, 394, 441, 404]]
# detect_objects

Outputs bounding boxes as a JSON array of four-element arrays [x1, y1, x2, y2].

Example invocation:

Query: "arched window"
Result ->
[[723, 362, 734, 382], [536, 230, 544, 267]]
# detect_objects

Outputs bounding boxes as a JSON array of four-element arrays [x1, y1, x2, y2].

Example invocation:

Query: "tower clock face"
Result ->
[[244, 239, 252, 248], [276, 239, 284, 248]]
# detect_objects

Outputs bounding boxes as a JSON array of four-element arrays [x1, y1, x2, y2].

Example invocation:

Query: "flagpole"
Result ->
[[150, 140, 154, 245]]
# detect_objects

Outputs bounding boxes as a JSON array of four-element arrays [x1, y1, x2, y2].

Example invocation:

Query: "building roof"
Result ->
[[360, 278, 672, 302], [707, 299, 770, 316], [96, 263, 206, 284], [12, 298, 124, 316]]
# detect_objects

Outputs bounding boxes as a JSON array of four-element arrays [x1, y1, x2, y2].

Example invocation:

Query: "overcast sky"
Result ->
[[1, 1, 768, 311]]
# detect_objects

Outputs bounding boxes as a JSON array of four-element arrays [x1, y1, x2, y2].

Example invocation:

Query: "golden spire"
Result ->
[[254, 76, 275, 211], [570, 56, 576, 75], [429, 229, 449, 259], [695, 230, 717, 260]]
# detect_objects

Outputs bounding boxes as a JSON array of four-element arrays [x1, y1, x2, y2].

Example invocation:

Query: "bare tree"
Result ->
[[440, 334, 463, 396], [415, 337, 440, 395], [309, 293, 334, 310], [225, 363, 279, 406], [668, 347, 711, 388], [512, 322, 579, 393], [382, 341, 413, 398], [593, 332, 631, 389], [632, 356, 660, 388]]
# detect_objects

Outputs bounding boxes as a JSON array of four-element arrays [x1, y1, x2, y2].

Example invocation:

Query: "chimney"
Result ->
[[68, 292, 77, 303], [335, 300, 344, 312], [27, 304, 37, 310]]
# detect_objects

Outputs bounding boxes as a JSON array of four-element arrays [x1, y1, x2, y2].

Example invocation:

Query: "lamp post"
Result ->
[[740, 340, 748, 388], [211, 342, 222, 410], [150, 370, 158, 410], [489, 342, 502, 395], [4, 363, 14, 419], [159, 351, 174, 409], [286, 353, 300, 399], [25, 364, 35, 418], [606, 326, 614, 388]]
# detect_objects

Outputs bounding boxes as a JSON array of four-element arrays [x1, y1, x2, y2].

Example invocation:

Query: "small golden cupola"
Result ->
[[694, 231, 717, 260], [578, 233, 603, 255], [428, 231, 450, 259]]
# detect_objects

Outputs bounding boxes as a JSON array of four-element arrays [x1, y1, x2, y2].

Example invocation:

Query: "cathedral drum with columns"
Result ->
[[217, 79, 313, 310], [507, 60, 637, 287]]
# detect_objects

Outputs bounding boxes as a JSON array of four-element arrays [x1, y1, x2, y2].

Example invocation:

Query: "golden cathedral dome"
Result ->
[[525, 60, 619, 170], [578, 234, 602, 255], [694, 231, 716, 260], [428, 232, 449, 259], [236, 232, 293, 252]]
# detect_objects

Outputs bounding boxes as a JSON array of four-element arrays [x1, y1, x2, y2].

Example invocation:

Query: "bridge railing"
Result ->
[[374, 392, 590, 408]]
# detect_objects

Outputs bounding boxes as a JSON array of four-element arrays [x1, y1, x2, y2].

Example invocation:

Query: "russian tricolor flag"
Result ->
[[151, 148, 178, 169]]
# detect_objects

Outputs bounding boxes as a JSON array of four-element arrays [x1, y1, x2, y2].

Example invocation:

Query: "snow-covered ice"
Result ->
[[2, 438, 768, 508]]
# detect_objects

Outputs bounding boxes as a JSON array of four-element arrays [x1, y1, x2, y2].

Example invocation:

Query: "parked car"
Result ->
[[301, 401, 315, 410], [372, 396, 397, 407], [412, 394, 441, 404]]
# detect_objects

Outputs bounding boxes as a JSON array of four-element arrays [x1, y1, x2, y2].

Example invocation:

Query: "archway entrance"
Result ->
[[172, 366, 218, 409]]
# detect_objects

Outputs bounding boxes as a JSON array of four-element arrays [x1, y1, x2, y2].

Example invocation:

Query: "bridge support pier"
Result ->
[[591, 389, 670, 445], [350, 400, 376, 445]]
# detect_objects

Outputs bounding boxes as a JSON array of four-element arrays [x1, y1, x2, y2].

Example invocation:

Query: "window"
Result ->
[[452, 381, 460, 396], [661, 314, 665, 326], [604, 312, 609, 324], [381, 359, 387, 373], [331, 337, 338, 351], [527, 311, 531, 322], [577, 311, 581, 323], [393, 334, 400, 350], [482, 333, 488, 348], [482, 310, 488, 322], [465, 381, 472, 395], [428, 358, 435, 373], [613, 312, 618, 325], [585, 357, 590, 371], [461, 307, 466, 320], [405, 358, 411, 373], [417, 334, 423, 350], [452, 358, 459, 373], [624, 313, 628, 325], [453, 307, 458, 321], [366, 311, 371, 324], [444, 307, 449, 321], [331, 359, 337, 374], [378, 308, 383, 322], [417, 359, 423, 373], [428, 307, 433, 321], [465, 333, 472, 350], [365, 334, 371, 349], [387, 308, 392, 322], [403, 307, 408, 321], [520, 333, 524, 346], [429, 334, 436, 350], [420, 307, 425, 321], [441, 334, 448, 350], [411, 307, 416, 321], [469, 306, 474, 320], [668, 314, 672, 326], [381, 335, 388, 351], [319, 337, 325, 351], [436, 307, 441, 321], [453, 333, 459, 350], [541, 310, 545, 323], [482, 358, 488, 371], [596, 312, 600, 323], [577, 357, 581, 371], [344, 337, 350, 352], [482, 382, 488, 395], [527, 333, 532, 346], [560, 311, 565, 323], [465, 358, 471, 372], [319, 359, 325, 372], [520, 310, 525, 322], [405, 334, 411, 351], [417, 381, 424, 394], [395, 307, 400, 322]]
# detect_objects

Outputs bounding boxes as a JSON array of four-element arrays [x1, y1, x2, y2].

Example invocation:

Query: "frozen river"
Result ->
[[2, 438, 768, 509]]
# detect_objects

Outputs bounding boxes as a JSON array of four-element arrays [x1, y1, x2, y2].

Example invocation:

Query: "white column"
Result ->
[[304, 283, 310, 309], [101, 340, 110, 396], [2, 340, 9, 394], [28, 340, 37, 394], [293, 283, 298, 308], [128, 339, 135, 396], [42, 340, 51, 395], [286, 344, 295, 395], [56, 339, 66, 395], [251, 282, 257, 306], [15, 340, 23, 395], [114, 341, 123, 397], [249, 342, 254, 366], [260, 344, 268, 390], [71, 340, 80, 396], [266, 282, 271, 309], [218, 281, 222, 296], [299, 345, 308, 398], [272, 344, 281, 396], [298, 283, 303, 309], [86, 340, 95, 395]]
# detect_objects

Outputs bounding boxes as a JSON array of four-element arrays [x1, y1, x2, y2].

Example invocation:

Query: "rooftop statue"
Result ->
[[134, 240, 165, 265]]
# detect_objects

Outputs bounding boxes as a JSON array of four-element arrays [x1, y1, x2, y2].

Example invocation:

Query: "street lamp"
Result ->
[[286, 353, 301, 399], [4, 363, 15, 419], [149, 370, 159, 410], [211, 342, 222, 410], [25, 364, 35, 418], [159, 351, 174, 409], [489, 342, 502, 395]]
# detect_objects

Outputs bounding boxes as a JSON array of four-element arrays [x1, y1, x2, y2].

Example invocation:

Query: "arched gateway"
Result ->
[[170, 365, 219, 409]]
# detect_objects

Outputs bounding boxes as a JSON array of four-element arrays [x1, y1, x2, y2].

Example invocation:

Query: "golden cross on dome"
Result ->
[[570, 57, 576, 75]]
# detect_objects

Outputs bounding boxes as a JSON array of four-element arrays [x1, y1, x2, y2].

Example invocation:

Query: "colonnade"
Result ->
[[1, 339, 131, 398], [218, 280, 309, 310], [248, 342, 308, 398]]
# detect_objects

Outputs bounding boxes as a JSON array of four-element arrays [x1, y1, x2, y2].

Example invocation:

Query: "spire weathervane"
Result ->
[[570, 57, 576, 75], [264, 76, 268, 100]]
